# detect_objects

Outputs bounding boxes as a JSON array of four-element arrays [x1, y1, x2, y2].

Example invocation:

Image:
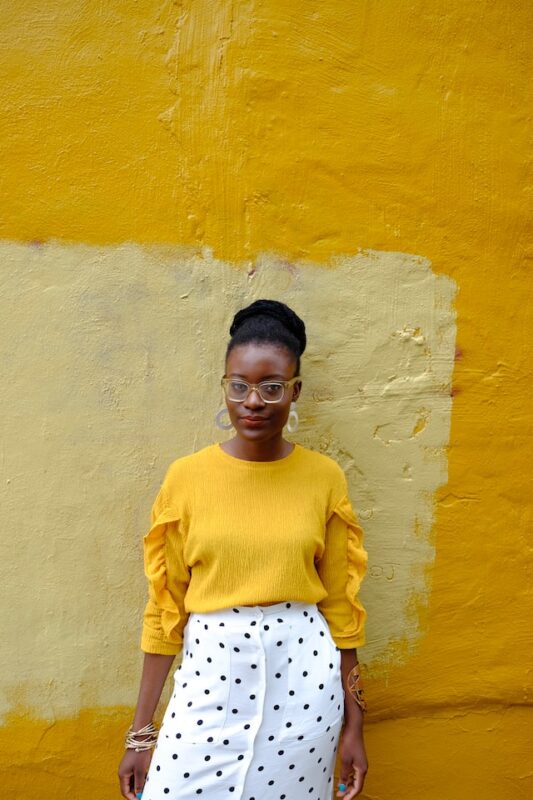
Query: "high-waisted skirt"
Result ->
[[143, 601, 345, 799]]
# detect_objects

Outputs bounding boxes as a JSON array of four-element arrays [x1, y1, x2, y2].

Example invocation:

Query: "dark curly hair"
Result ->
[[226, 299, 306, 374]]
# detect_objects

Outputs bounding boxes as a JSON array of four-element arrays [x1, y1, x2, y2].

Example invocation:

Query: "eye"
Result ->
[[261, 382, 283, 396], [229, 381, 248, 392]]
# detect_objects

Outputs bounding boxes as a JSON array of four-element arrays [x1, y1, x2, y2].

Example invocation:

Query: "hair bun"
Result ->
[[229, 299, 306, 355]]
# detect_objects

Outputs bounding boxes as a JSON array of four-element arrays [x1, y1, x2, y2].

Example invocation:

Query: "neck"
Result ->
[[221, 435, 294, 462]]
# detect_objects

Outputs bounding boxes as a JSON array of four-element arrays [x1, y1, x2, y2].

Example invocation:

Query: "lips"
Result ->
[[240, 416, 269, 426]]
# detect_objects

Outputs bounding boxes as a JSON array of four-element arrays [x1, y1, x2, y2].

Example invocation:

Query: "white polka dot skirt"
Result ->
[[143, 601, 345, 799]]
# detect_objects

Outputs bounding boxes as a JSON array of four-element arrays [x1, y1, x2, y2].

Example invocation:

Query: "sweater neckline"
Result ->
[[214, 442, 301, 468]]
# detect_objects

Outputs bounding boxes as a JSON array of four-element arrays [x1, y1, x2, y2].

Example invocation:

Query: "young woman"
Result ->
[[118, 299, 368, 800]]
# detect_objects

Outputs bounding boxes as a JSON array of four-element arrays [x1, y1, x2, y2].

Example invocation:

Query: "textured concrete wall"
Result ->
[[0, 2, 530, 798]]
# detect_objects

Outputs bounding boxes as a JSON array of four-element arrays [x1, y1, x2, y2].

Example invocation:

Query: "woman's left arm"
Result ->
[[315, 470, 369, 798], [337, 648, 368, 798]]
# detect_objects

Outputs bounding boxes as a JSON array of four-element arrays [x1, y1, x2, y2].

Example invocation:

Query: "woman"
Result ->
[[118, 299, 368, 800]]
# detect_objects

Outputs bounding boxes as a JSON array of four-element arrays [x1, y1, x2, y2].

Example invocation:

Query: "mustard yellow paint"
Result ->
[[0, 1, 531, 798]]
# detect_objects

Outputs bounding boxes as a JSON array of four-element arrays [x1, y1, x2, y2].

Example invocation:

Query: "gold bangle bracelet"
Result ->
[[347, 662, 367, 713]]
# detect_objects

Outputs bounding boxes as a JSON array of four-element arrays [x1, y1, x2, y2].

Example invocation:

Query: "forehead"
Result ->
[[226, 343, 295, 377]]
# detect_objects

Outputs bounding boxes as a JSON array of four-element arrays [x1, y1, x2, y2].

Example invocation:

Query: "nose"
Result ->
[[243, 387, 265, 409]]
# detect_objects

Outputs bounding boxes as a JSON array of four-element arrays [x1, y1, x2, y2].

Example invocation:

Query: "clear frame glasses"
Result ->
[[221, 376, 301, 404]]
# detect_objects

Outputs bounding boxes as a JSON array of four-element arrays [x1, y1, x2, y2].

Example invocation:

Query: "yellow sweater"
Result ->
[[141, 443, 367, 655]]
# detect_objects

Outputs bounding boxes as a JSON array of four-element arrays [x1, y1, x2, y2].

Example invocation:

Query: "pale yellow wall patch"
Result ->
[[0, 241, 456, 721]]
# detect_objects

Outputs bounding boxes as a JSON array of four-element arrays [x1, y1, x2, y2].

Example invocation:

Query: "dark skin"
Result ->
[[118, 341, 367, 798]]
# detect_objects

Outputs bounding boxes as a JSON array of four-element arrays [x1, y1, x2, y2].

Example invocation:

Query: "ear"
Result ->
[[292, 380, 302, 402]]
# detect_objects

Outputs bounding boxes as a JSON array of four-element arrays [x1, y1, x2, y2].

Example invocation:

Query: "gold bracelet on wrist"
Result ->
[[347, 662, 367, 713], [124, 721, 159, 751]]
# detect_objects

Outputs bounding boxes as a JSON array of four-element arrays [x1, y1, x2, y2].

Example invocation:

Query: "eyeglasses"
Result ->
[[221, 376, 301, 404]]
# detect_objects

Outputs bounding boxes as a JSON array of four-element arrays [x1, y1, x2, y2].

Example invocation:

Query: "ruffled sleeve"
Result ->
[[316, 487, 368, 649], [140, 483, 190, 655]]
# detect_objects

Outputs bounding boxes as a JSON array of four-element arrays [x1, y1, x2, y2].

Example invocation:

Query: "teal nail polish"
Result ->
[[136, 793, 143, 799]]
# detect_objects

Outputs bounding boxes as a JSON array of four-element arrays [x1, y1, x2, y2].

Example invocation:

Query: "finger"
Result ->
[[119, 768, 137, 800], [134, 765, 147, 797], [345, 765, 367, 798], [336, 763, 353, 797]]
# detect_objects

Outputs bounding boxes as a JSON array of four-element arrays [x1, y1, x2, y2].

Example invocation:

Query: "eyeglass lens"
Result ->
[[225, 380, 284, 402]]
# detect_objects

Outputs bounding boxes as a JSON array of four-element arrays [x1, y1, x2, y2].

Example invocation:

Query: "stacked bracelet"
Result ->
[[347, 662, 367, 713], [125, 721, 159, 751]]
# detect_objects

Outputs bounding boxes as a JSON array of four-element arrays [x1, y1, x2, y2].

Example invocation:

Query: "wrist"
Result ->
[[344, 701, 364, 730]]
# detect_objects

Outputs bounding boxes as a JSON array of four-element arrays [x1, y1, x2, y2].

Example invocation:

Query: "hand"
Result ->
[[335, 724, 368, 798], [118, 748, 153, 800]]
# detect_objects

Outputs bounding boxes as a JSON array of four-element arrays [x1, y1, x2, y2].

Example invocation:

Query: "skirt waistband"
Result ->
[[187, 601, 320, 627]]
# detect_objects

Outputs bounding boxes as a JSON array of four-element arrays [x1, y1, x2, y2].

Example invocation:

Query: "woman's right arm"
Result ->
[[118, 653, 176, 800]]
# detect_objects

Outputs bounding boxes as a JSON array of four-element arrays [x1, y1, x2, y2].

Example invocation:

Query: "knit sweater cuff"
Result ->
[[141, 627, 182, 656]]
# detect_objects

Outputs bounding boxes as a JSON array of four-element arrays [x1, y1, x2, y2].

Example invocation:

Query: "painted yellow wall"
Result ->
[[1, 1, 530, 798]]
